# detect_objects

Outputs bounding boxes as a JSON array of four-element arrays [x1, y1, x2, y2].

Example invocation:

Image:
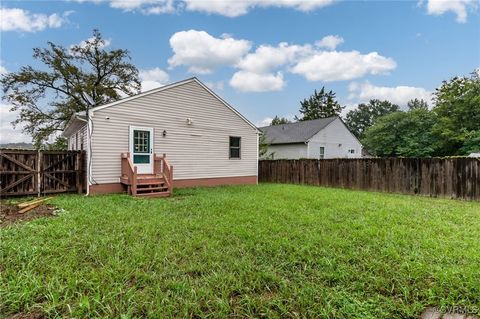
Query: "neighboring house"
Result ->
[[259, 117, 362, 159], [468, 153, 480, 158], [63, 77, 259, 196]]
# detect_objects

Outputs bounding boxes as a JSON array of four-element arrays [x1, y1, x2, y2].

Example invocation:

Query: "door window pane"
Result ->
[[134, 130, 150, 153], [133, 154, 150, 164]]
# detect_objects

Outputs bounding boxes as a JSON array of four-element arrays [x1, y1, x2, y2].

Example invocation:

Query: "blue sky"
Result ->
[[1, 0, 479, 143]]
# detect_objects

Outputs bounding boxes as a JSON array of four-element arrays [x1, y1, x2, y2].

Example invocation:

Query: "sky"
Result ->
[[1, 0, 479, 143]]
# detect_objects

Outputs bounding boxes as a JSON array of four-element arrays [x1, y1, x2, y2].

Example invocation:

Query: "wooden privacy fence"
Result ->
[[0, 149, 86, 198], [259, 158, 480, 200]]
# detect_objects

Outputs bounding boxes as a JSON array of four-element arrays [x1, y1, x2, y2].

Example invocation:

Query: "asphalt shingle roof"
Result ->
[[259, 116, 338, 144]]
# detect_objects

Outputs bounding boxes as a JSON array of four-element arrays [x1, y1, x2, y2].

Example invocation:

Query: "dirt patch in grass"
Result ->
[[7, 309, 44, 319], [0, 202, 56, 227]]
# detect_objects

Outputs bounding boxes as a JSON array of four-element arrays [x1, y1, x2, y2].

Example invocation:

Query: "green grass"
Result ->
[[1, 184, 479, 318]]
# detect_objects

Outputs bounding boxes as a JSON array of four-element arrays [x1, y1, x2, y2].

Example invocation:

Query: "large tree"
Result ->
[[362, 109, 439, 157], [407, 98, 429, 110], [1, 29, 141, 148], [295, 87, 343, 121], [461, 130, 480, 154], [431, 70, 480, 155], [344, 99, 400, 139], [270, 116, 291, 125]]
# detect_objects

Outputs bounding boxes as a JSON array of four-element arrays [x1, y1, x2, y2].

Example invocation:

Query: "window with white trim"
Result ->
[[229, 136, 241, 159], [319, 147, 325, 159]]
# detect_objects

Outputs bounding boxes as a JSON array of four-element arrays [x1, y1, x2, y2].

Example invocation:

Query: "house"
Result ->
[[259, 117, 362, 159], [63, 77, 259, 197]]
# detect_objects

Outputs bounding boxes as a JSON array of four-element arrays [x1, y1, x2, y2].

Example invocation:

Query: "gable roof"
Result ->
[[63, 77, 258, 135], [92, 77, 257, 131], [259, 117, 338, 144]]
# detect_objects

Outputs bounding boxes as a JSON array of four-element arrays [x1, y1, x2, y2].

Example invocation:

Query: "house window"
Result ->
[[319, 147, 325, 159], [349, 149, 355, 154], [229, 136, 241, 159]]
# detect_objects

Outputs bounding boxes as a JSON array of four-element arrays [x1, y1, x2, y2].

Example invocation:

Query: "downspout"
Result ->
[[86, 112, 93, 195], [82, 93, 95, 196], [256, 132, 259, 184]]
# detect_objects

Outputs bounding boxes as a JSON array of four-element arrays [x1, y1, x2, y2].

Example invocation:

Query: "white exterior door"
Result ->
[[129, 126, 153, 174]]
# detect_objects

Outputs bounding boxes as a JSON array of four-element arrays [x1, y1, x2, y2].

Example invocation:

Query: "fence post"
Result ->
[[76, 152, 82, 194], [37, 150, 42, 198]]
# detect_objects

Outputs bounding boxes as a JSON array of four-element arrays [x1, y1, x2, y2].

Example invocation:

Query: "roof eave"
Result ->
[[63, 114, 87, 137]]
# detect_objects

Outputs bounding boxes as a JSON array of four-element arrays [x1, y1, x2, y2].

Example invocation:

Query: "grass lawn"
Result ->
[[1, 184, 479, 318]]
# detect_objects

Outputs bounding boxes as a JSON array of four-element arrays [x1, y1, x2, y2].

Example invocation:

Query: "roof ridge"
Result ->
[[260, 116, 338, 129], [259, 116, 339, 144]]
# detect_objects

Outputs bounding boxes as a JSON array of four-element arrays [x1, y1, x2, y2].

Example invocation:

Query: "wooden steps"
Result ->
[[135, 177, 170, 197], [120, 153, 173, 198]]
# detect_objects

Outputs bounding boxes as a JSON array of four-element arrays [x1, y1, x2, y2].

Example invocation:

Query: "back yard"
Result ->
[[1, 184, 479, 318]]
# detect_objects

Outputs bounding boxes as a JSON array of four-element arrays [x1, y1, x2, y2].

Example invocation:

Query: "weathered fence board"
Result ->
[[259, 158, 480, 200], [0, 149, 85, 198]]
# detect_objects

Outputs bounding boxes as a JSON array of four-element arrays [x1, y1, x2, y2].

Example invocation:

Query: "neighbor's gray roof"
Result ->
[[259, 117, 338, 144]]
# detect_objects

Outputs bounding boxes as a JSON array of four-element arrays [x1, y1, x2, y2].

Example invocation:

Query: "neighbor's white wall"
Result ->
[[267, 143, 308, 159], [90, 80, 258, 183], [67, 124, 87, 151], [307, 118, 362, 159]]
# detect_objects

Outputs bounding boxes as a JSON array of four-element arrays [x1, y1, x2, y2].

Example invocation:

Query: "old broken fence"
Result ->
[[259, 158, 480, 200], [0, 149, 86, 198]]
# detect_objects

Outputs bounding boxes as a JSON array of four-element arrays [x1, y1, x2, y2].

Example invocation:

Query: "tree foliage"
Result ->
[[344, 99, 400, 139], [362, 109, 439, 157], [431, 70, 480, 155], [407, 98, 429, 110], [270, 116, 291, 125], [295, 87, 343, 121], [361, 70, 480, 157], [258, 133, 269, 158], [461, 130, 480, 154], [1, 29, 141, 148]]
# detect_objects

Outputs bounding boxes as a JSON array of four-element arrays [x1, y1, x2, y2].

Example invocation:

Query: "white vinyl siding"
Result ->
[[68, 124, 87, 151], [307, 118, 362, 159], [267, 143, 308, 159], [89, 80, 258, 183]]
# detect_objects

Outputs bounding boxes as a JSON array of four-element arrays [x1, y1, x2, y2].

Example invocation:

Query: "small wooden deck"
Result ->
[[121, 153, 173, 198]]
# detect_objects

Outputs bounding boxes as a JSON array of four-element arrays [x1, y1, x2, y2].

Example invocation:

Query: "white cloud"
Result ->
[[0, 8, 71, 32], [167, 30, 395, 92], [348, 81, 432, 107], [204, 81, 225, 91], [139, 67, 169, 91], [72, 0, 337, 16], [425, 0, 477, 23], [237, 42, 311, 73], [256, 113, 295, 127], [230, 71, 285, 92], [256, 117, 274, 127], [230, 42, 308, 92], [315, 35, 344, 50], [0, 62, 7, 76], [168, 30, 252, 74], [110, 0, 175, 13], [71, 36, 111, 50], [71, 0, 175, 14], [0, 104, 31, 144], [183, 0, 337, 17], [291, 50, 397, 81], [232, 36, 394, 90]]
